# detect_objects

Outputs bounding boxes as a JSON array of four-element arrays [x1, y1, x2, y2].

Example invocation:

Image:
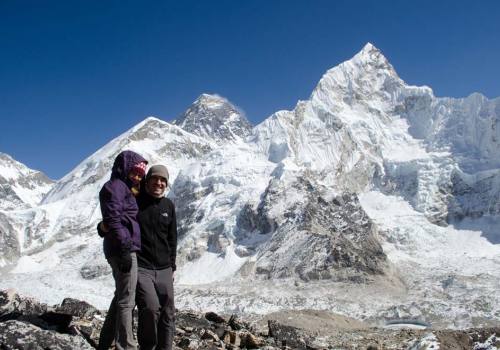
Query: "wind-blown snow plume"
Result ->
[[1, 43, 499, 328]]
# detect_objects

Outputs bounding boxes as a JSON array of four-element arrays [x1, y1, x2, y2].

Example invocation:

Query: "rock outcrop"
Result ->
[[1, 290, 499, 350], [173, 93, 252, 144]]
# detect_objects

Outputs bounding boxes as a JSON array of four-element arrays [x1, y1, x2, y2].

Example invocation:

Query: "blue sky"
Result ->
[[1, 0, 499, 179]]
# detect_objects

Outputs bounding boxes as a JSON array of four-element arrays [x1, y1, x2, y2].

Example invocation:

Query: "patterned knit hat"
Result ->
[[131, 161, 147, 177]]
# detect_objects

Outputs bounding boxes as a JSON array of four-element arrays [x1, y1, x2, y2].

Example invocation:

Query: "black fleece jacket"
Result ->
[[136, 192, 177, 271]]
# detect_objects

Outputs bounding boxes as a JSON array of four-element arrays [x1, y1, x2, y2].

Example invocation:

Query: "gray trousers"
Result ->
[[136, 267, 175, 350], [97, 253, 138, 350]]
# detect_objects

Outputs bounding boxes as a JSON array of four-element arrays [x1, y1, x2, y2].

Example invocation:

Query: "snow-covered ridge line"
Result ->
[[1, 43, 499, 328], [0, 152, 54, 210]]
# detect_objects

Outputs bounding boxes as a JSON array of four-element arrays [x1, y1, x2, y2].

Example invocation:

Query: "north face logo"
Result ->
[[161, 212, 169, 218]]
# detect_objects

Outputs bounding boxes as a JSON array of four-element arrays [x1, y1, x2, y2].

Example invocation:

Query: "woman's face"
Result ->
[[128, 169, 144, 185]]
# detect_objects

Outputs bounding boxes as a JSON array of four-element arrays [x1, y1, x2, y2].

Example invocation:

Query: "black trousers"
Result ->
[[136, 266, 175, 350]]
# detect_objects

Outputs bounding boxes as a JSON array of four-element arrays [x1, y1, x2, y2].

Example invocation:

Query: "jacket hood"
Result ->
[[111, 150, 148, 181]]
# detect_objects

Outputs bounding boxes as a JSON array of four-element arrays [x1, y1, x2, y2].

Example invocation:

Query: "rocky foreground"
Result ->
[[0, 289, 498, 350]]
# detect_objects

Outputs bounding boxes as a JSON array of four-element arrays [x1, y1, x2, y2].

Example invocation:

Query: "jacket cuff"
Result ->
[[96, 222, 107, 238]]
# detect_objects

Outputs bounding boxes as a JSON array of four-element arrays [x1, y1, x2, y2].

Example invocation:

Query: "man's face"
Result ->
[[146, 175, 167, 198]]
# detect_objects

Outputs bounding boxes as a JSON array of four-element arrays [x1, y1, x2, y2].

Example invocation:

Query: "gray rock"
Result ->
[[0, 289, 48, 321], [248, 176, 389, 281], [228, 314, 245, 331], [173, 94, 252, 144], [0, 218, 21, 271], [222, 329, 241, 347], [2, 290, 500, 350], [56, 297, 100, 319], [238, 330, 265, 349], [0, 319, 93, 349], [268, 320, 311, 350], [177, 311, 212, 330], [68, 317, 102, 349], [205, 311, 226, 324], [200, 328, 220, 342]]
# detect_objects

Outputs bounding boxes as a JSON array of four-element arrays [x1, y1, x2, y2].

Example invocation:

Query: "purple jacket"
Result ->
[[99, 150, 147, 258]]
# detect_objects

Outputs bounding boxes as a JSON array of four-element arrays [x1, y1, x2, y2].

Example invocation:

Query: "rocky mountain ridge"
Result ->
[[0, 153, 53, 211], [0, 43, 499, 329], [173, 93, 252, 144]]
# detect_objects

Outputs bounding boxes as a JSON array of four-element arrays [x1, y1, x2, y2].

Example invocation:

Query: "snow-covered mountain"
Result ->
[[1, 43, 499, 328], [0, 154, 54, 267], [0, 153, 53, 211], [0, 117, 213, 269], [173, 93, 252, 144]]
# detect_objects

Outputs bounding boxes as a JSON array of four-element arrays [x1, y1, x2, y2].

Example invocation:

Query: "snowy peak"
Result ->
[[0, 114, 215, 271], [252, 43, 407, 177], [0, 153, 50, 181], [311, 43, 402, 108], [346, 42, 398, 80], [42, 115, 213, 204], [195, 93, 228, 108], [355, 42, 391, 66], [2, 44, 500, 330], [0, 153, 54, 210], [361, 42, 377, 52], [173, 94, 253, 144]]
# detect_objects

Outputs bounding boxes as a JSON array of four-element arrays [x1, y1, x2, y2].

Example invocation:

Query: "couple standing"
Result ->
[[97, 150, 177, 350]]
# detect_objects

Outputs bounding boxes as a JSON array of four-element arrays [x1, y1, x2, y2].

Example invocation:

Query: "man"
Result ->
[[135, 164, 177, 350], [98, 150, 147, 350]]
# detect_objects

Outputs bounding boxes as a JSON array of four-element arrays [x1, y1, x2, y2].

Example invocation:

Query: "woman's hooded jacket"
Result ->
[[99, 150, 147, 258]]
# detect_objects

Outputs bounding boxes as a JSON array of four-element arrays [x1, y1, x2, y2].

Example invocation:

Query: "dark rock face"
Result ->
[[0, 218, 21, 271], [173, 94, 253, 144], [240, 176, 389, 282], [0, 184, 26, 211]]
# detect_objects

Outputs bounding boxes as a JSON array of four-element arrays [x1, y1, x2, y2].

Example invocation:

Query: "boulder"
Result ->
[[56, 297, 100, 319], [239, 330, 266, 349], [177, 311, 212, 329], [0, 319, 94, 349], [200, 328, 220, 342], [205, 311, 226, 324], [0, 289, 47, 321]]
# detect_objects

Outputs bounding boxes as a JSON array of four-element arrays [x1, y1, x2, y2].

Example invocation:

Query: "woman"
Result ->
[[97, 150, 147, 350]]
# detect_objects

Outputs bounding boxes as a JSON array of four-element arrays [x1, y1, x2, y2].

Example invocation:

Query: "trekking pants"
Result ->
[[97, 253, 138, 350], [136, 266, 175, 350]]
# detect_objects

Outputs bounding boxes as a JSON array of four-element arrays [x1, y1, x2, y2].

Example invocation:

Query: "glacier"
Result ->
[[0, 43, 499, 328]]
